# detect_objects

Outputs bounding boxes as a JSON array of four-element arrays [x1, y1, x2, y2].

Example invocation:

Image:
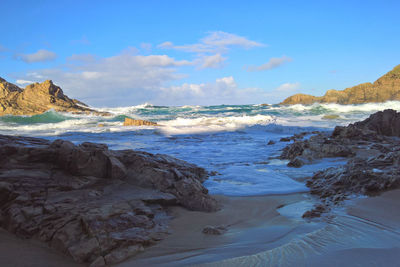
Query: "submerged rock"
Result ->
[[0, 134, 218, 265], [123, 118, 158, 126], [0, 78, 108, 116]]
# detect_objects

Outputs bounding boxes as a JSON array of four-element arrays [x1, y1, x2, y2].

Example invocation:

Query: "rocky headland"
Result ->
[[0, 78, 108, 116], [0, 135, 218, 265], [281, 64, 400, 105], [280, 109, 400, 217]]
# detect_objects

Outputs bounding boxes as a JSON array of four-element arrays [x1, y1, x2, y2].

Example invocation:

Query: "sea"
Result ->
[[1, 101, 399, 197]]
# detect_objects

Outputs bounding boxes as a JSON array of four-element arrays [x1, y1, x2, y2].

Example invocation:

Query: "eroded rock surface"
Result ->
[[0, 135, 218, 265], [0, 78, 108, 116], [280, 109, 400, 217]]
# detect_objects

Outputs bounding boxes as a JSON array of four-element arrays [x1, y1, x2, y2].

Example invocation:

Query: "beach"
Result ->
[[1, 190, 399, 266]]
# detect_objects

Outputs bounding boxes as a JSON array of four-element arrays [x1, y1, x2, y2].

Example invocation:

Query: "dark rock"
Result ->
[[280, 137, 291, 142], [281, 110, 400, 218], [287, 157, 305, 168], [0, 134, 219, 265], [202, 225, 227, 235], [302, 205, 329, 219], [267, 140, 276, 145]]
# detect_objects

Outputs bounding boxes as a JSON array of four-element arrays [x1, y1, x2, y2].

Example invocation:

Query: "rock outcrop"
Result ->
[[0, 134, 218, 265], [281, 64, 400, 105], [280, 109, 400, 217], [123, 118, 158, 126], [0, 78, 108, 116]]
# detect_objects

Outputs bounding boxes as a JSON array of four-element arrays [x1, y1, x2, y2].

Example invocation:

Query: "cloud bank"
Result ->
[[16, 49, 57, 63], [247, 56, 292, 72]]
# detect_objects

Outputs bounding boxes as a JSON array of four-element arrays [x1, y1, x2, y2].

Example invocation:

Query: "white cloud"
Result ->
[[275, 82, 300, 92], [198, 53, 226, 69], [17, 49, 191, 106], [140, 43, 152, 52], [158, 31, 264, 54], [247, 56, 292, 72], [156, 76, 267, 106], [15, 79, 34, 85], [16, 49, 57, 63], [260, 82, 301, 104]]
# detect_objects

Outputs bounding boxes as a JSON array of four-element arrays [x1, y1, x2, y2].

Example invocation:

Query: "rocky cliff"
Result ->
[[0, 78, 108, 116], [0, 135, 218, 265], [281, 64, 400, 105]]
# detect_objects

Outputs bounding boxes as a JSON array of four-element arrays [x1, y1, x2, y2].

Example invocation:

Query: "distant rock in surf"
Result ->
[[0, 77, 109, 116], [123, 117, 158, 126], [281, 64, 400, 105]]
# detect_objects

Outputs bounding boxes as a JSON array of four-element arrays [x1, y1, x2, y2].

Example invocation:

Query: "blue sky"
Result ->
[[1, 0, 399, 107]]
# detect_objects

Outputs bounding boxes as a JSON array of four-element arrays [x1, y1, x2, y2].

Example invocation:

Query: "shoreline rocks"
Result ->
[[0, 78, 109, 116], [0, 134, 218, 265], [280, 109, 400, 217]]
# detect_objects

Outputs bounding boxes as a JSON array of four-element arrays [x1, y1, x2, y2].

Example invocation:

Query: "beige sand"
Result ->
[[117, 193, 315, 266], [305, 189, 400, 267], [1, 190, 399, 266]]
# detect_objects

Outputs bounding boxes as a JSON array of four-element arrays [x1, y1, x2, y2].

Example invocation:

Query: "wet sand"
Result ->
[[117, 193, 318, 267], [1, 190, 399, 266], [0, 228, 81, 267]]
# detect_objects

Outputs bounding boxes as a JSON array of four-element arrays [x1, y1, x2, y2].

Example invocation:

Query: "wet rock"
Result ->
[[267, 140, 276, 145], [280, 137, 291, 142], [0, 134, 218, 265], [287, 157, 305, 168], [123, 118, 158, 126], [281, 110, 400, 217], [202, 225, 227, 235], [302, 205, 329, 219]]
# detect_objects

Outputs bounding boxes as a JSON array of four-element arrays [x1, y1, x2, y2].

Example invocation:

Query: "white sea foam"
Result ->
[[158, 114, 277, 135], [278, 101, 400, 113]]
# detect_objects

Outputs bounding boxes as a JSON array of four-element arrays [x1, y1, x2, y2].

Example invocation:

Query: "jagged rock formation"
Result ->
[[0, 135, 218, 265], [281, 65, 400, 105], [123, 118, 158, 126], [280, 109, 400, 217], [0, 78, 108, 116]]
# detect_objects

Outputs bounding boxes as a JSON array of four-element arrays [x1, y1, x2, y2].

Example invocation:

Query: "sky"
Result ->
[[1, 0, 400, 107]]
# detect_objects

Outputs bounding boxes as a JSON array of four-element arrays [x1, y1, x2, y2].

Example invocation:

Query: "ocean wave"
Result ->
[[276, 101, 400, 114], [158, 114, 277, 135], [0, 110, 72, 124]]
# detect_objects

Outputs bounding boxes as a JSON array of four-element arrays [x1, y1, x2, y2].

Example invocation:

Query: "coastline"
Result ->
[[1, 190, 399, 266], [118, 193, 317, 266]]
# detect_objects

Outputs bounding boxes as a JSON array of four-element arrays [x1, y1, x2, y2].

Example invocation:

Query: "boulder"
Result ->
[[123, 118, 158, 126]]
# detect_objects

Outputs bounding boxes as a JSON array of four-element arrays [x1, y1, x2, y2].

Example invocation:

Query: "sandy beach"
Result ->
[[0, 190, 399, 266]]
